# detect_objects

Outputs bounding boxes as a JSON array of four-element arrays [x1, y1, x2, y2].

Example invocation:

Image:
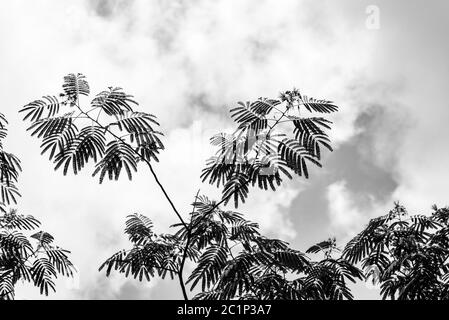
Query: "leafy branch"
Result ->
[[21, 74, 343, 300], [1, 114, 74, 300], [20, 73, 186, 228]]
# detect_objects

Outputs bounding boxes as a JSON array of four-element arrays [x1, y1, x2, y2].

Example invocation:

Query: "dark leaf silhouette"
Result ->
[[20, 74, 164, 183], [203, 90, 336, 207]]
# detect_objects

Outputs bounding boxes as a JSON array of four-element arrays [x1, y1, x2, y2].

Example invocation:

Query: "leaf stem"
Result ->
[[74, 104, 188, 228]]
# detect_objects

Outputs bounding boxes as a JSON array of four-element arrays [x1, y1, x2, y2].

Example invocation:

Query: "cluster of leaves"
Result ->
[[20, 73, 164, 183], [101, 196, 363, 300], [343, 202, 449, 300], [202, 89, 338, 208], [0, 114, 75, 300], [187, 197, 363, 300], [102, 195, 449, 301], [99, 213, 194, 282], [0, 113, 22, 210], [0, 210, 75, 299]]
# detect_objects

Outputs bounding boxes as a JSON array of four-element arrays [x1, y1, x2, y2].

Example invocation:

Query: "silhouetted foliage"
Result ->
[[21, 74, 449, 300], [0, 113, 75, 300], [343, 202, 449, 300], [0, 113, 21, 208], [101, 196, 363, 300], [202, 89, 337, 207], [20, 73, 164, 183]]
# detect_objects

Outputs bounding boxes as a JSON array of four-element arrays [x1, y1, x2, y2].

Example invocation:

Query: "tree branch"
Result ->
[[178, 190, 201, 300], [74, 104, 187, 228]]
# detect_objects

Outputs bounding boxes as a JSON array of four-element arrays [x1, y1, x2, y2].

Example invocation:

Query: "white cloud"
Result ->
[[240, 185, 300, 241], [326, 181, 363, 237], [326, 180, 397, 245]]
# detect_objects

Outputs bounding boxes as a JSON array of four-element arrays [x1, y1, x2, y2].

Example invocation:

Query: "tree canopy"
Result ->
[[9, 73, 449, 300]]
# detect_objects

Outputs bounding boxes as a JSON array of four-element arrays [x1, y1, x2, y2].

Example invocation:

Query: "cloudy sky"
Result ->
[[1, 0, 448, 299]]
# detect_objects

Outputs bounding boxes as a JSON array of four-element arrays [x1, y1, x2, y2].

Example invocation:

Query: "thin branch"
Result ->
[[74, 104, 187, 228], [190, 105, 291, 231], [178, 190, 201, 301]]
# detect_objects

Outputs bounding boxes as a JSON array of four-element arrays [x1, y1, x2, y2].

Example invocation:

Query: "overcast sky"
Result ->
[[1, 0, 448, 299]]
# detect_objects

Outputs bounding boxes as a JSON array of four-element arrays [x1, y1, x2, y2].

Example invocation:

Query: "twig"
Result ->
[[74, 104, 187, 228]]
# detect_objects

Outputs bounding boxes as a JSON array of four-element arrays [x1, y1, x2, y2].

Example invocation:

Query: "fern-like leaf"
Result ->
[[44, 246, 75, 277], [53, 126, 106, 175], [230, 101, 268, 132], [62, 73, 90, 103], [293, 117, 333, 159], [300, 96, 338, 113], [222, 171, 249, 208], [0, 274, 14, 300], [0, 150, 22, 185], [111, 111, 159, 133], [0, 181, 20, 205], [91, 87, 137, 116], [278, 138, 321, 178], [306, 238, 337, 254], [92, 140, 138, 183], [19, 96, 61, 122], [30, 231, 55, 245], [187, 245, 229, 291], [342, 215, 389, 264], [124, 213, 154, 245], [30, 258, 57, 296], [28, 114, 75, 139], [40, 118, 78, 161]]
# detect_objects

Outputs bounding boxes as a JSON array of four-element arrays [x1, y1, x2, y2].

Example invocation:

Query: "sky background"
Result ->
[[1, 0, 448, 299]]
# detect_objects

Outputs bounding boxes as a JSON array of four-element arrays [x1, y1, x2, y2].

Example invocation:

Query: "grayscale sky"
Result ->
[[1, 0, 448, 299]]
